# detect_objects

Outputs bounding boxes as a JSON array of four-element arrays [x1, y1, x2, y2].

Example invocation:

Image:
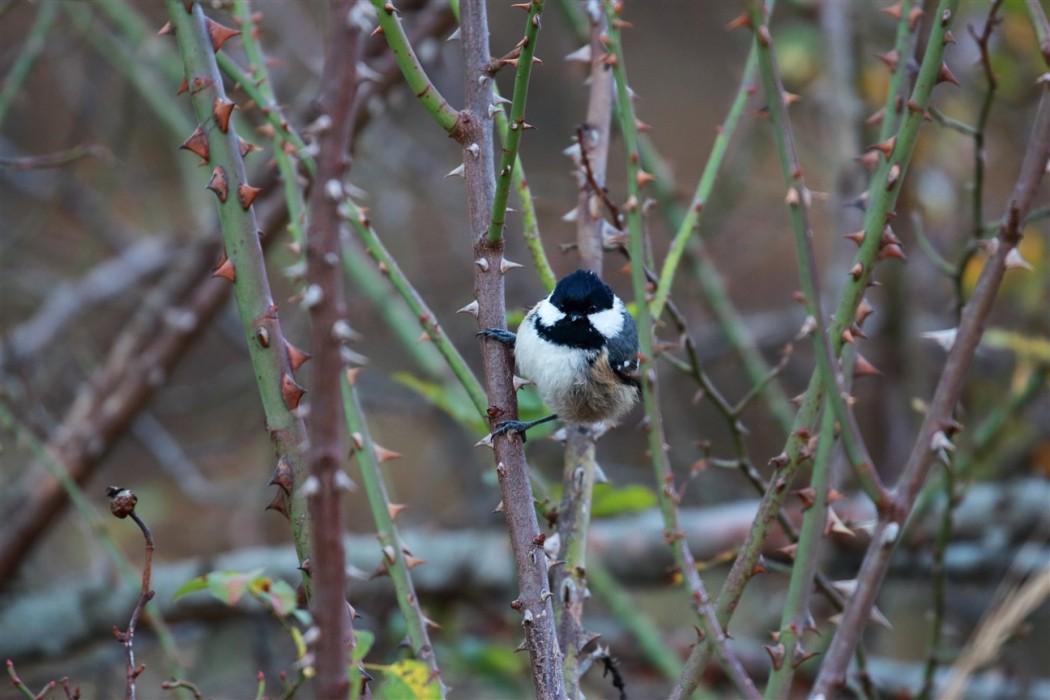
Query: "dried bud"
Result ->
[[107, 486, 137, 519]]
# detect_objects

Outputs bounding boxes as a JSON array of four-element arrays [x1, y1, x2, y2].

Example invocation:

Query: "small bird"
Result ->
[[480, 269, 640, 439]]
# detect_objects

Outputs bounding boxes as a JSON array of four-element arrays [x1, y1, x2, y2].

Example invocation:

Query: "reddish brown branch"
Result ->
[[303, 0, 365, 695], [459, 1, 565, 698]]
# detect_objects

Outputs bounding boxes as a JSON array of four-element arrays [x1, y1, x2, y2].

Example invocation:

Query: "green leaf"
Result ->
[[353, 629, 375, 662], [262, 578, 298, 617], [209, 568, 263, 606], [375, 659, 440, 700], [591, 484, 658, 518], [172, 575, 209, 601], [173, 567, 265, 605], [348, 630, 376, 700]]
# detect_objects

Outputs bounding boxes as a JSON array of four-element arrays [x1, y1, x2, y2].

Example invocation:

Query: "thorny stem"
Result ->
[[969, 0, 1004, 238], [813, 77, 1049, 699], [450, 0, 557, 290], [603, 3, 759, 698], [459, 1, 565, 697], [493, 103, 557, 292], [571, 1, 614, 276], [877, 0, 918, 142], [221, 0, 312, 173], [224, 0, 312, 253], [554, 425, 598, 700], [229, 1, 460, 390], [747, 0, 887, 506], [743, 1, 893, 687], [303, 0, 364, 693], [638, 43, 798, 438], [370, 0, 461, 135], [552, 5, 615, 696], [162, 0, 316, 601], [339, 375, 444, 694], [561, 0, 796, 439], [763, 406, 835, 696], [486, 0, 545, 245]]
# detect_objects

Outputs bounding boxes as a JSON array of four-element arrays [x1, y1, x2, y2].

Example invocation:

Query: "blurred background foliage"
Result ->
[[1, 0, 1047, 697]]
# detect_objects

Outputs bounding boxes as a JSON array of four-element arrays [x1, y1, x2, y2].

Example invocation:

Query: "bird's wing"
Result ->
[[606, 308, 640, 385]]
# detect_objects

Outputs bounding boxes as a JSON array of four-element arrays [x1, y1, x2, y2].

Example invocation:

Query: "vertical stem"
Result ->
[[304, 0, 364, 694], [460, 2, 566, 697], [162, 0, 316, 601], [553, 4, 613, 695]]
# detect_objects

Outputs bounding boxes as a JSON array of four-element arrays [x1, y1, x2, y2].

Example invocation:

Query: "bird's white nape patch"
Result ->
[[534, 298, 564, 327], [589, 297, 625, 338]]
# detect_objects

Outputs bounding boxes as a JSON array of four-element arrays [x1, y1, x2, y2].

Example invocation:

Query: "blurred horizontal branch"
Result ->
[[2, 238, 176, 365], [3, 477, 1043, 659]]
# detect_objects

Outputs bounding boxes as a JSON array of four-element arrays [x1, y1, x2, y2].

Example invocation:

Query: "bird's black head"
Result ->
[[549, 270, 614, 319]]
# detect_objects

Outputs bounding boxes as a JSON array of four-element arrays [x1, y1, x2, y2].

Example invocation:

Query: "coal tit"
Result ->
[[480, 269, 640, 439]]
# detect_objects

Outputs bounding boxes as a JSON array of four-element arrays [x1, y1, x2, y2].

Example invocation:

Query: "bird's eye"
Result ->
[[587, 304, 597, 314]]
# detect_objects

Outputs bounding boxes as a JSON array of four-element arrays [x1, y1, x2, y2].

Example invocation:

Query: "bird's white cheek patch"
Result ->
[[534, 298, 564, 327], [589, 303, 624, 338]]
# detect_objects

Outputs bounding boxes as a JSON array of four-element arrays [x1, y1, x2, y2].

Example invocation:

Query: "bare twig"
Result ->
[[6, 659, 68, 700], [107, 487, 155, 700], [0, 143, 114, 170], [160, 678, 203, 699]]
